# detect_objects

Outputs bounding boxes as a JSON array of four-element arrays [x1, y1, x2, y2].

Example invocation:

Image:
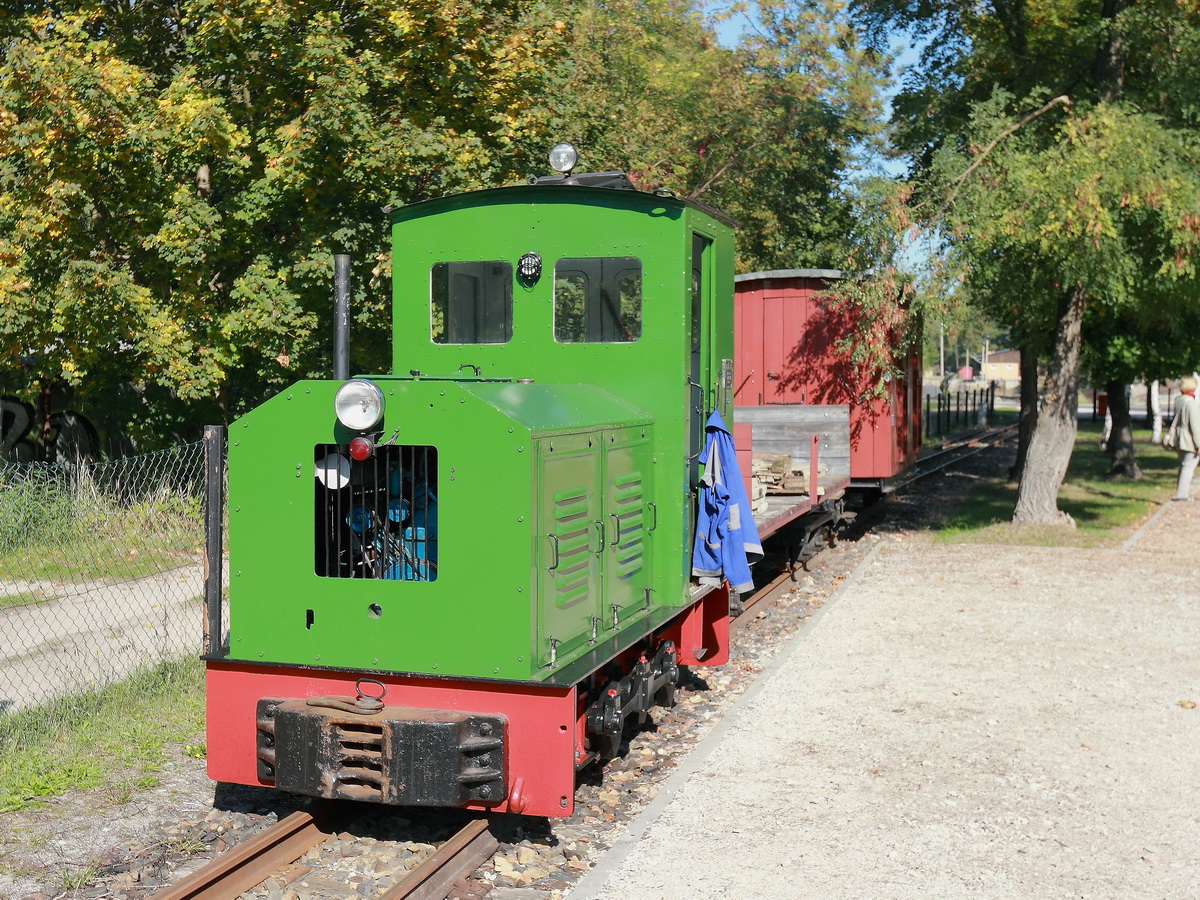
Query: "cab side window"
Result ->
[[553, 257, 642, 343], [431, 261, 513, 344]]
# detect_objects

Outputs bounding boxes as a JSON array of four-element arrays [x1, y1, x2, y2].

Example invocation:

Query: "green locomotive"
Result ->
[[205, 146, 738, 817]]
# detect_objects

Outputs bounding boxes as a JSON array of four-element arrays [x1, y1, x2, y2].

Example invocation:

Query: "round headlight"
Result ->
[[314, 452, 351, 489], [334, 379, 385, 431], [548, 141, 579, 174]]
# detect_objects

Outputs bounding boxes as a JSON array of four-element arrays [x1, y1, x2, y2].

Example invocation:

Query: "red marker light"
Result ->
[[348, 436, 374, 461]]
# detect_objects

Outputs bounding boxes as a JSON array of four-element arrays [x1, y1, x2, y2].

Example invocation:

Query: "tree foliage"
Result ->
[[561, 0, 889, 271], [0, 0, 569, 441], [0, 0, 892, 448], [855, 0, 1200, 521]]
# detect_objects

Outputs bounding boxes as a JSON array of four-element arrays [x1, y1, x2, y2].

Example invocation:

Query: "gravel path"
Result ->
[[0, 564, 207, 711], [569, 501, 1200, 898]]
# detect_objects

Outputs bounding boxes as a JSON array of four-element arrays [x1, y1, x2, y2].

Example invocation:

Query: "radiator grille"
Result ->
[[314, 444, 438, 580]]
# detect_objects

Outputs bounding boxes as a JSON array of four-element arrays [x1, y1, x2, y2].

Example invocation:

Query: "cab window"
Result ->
[[553, 257, 642, 343], [431, 261, 513, 344]]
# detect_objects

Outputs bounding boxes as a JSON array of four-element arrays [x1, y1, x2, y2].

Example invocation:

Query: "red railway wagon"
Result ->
[[733, 269, 921, 494]]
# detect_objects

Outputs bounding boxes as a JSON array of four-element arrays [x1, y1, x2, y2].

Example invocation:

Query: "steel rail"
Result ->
[[151, 808, 496, 900], [730, 564, 808, 633], [149, 804, 346, 900], [889, 423, 1019, 492], [379, 817, 498, 900]]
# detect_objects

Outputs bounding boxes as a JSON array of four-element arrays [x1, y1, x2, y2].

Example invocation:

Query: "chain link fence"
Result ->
[[0, 441, 222, 715]]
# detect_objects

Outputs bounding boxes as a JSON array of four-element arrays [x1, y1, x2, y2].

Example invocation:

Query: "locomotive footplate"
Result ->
[[255, 697, 506, 807]]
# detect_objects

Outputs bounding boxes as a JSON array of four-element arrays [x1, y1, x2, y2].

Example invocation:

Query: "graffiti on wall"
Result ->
[[1, 395, 101, 463]]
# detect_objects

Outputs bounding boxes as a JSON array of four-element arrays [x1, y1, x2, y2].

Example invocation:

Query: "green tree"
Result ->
[[0, 0, 569, 447], [560, 0, 889, 271], [857, 0, 1200, 523]]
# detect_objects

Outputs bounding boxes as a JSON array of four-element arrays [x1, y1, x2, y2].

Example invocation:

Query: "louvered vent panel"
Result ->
[[553, 486, 592, 605], [612, 472, 645, 578]]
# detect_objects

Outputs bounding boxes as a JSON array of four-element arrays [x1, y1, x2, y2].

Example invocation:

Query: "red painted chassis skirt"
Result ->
[[206, 587, 728, 819]]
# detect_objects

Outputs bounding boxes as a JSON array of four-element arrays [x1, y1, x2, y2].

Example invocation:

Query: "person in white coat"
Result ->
[[1170, 375, 1200, 500]]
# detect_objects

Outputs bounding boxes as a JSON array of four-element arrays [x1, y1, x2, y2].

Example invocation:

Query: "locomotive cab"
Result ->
[[205, 157, 737, 817]]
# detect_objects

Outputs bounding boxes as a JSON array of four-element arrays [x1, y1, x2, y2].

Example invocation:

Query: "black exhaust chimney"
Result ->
[[334, 254, 350, 380]]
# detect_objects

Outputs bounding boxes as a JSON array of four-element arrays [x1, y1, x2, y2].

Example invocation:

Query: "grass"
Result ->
[[0, 591, 50, 610], [0, 478, 203, 583], [0, 657, 206, 814], [934, 420, 1178, 547]]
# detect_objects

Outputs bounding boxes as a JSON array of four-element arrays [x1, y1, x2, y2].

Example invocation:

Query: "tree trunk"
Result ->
[[1008, 342, 1040, 483], [1149, 379, 1162, 443], [1105, 379, 1142, 479], [1013, 284, 1087, 525]]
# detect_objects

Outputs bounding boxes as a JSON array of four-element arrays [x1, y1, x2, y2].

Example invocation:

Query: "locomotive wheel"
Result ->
[[595, 731, 622, 760], [653, 679, 676, 710]]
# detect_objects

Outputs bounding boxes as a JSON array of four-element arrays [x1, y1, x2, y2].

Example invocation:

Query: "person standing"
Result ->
[[1170, 375, 1200, 500]]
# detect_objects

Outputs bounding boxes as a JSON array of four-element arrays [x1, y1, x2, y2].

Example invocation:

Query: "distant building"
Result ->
[[985, 349, 1020, 384]]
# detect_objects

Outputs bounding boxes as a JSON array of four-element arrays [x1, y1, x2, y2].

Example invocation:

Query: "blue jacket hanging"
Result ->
[[691, 410, 762, 594]]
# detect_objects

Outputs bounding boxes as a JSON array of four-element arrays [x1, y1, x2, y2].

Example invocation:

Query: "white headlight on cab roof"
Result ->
[[334, 379, 385, 431], [548, 141, 579, 174]]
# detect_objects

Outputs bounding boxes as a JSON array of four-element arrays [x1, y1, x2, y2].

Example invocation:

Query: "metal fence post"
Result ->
[[203, 425, 226, 656]]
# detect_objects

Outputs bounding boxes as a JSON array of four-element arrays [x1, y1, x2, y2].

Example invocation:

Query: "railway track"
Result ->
[[888, 421, 1020, 491], [151, 806, 497, 900]]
